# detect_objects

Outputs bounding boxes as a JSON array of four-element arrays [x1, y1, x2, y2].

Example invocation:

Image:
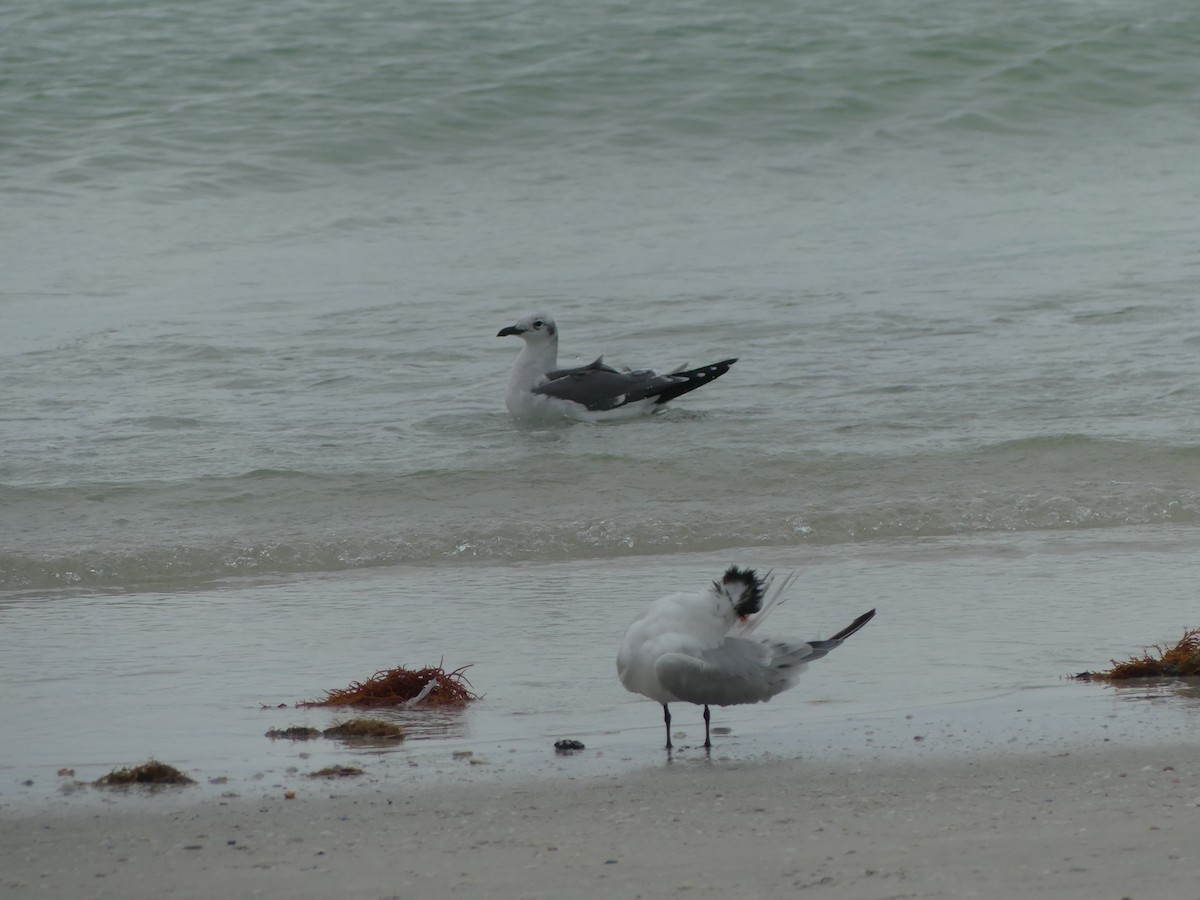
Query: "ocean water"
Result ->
[[3, 0, 1200, 808]]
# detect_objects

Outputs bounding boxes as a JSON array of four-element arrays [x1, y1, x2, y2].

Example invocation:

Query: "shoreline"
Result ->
[[4, 739, 1198, 899]]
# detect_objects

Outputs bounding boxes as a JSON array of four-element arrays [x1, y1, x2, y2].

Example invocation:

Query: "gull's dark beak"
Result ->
[[497, 325, 524, 337]]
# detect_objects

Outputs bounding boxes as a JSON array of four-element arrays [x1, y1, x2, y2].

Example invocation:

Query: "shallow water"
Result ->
[[3, 525, 1197, 812]]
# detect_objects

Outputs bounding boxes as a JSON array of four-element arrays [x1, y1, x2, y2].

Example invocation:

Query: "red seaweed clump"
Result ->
[[1090, 628, 1200, 680], [299, 663, 477, 708]]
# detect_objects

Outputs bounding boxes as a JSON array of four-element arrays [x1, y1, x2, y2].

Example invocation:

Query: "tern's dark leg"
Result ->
[[662, 703, 672, 750], [703, 705, 712, 748]]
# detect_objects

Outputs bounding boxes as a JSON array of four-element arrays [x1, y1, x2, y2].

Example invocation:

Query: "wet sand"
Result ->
[[4, 741, 1197, 899]]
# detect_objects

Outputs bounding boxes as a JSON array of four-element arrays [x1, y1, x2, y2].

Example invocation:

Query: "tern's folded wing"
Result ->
[[654, 638, 813, 706]]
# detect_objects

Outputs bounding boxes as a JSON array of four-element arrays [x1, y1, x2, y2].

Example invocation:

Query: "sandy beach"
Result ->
[[4, 741, 1198, 900]]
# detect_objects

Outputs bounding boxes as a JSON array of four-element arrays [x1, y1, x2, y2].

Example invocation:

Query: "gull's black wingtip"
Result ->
[[649, 357, 737, 406]]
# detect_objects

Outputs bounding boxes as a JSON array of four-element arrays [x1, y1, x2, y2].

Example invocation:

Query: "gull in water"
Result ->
[[497, 311, 736, 422], [617, 565, 876, 750]]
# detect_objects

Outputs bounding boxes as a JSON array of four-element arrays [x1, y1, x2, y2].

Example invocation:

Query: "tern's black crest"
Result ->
[[717, 565, 765, 617]]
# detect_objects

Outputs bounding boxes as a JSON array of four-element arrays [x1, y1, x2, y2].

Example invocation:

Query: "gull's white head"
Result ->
[[497, 311, 558, 347]]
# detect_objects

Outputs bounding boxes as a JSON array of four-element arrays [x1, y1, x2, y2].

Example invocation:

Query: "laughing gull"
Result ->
[[497, 312, 736, 422], [617, 565, 876, 750]]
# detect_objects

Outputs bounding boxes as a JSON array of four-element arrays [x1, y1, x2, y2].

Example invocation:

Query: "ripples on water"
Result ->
[[8, 0, 1199, 178], [4, 423, 1200, 590]]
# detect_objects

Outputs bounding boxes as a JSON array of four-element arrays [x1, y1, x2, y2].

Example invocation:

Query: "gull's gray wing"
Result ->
[[534, 358, 737, 412], [543, 357, 624, 380], [534, 365, 672, 412]]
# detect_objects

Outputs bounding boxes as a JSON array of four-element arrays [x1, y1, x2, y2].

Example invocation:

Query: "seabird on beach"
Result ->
[[497, 311, 736, 422], [616, 565, 876, 750]]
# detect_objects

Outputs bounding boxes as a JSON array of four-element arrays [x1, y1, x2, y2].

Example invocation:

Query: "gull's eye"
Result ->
[[533, 320, 544, 328]]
